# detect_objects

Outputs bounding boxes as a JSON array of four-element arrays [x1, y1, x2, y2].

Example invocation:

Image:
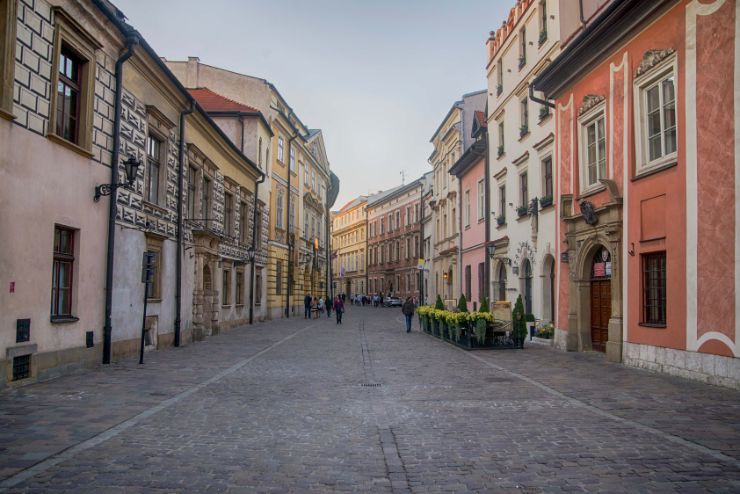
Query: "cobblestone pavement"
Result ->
[[1, 307, 739, 493]]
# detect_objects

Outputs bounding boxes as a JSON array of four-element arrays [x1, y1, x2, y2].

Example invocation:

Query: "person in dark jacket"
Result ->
[[402, 297, 416, 333], [304, 293, 312, 319], [334, 296, 344, 324]]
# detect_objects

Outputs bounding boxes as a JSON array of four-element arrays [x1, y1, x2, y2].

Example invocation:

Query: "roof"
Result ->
[[336, 196, 368, 213], [367, 177, 425, 208], [188, 88, 260, 113]]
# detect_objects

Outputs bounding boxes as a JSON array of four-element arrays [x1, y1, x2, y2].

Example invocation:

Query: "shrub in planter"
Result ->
[[512, 295, 527, 347], [457, 294, 468, 312], [479, 297, 490, 313], [435, 294, 445, 310], [468, 311, 493, 345]]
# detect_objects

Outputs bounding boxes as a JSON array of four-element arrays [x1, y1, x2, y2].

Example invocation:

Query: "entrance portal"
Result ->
[[589, 248, 612, 353]]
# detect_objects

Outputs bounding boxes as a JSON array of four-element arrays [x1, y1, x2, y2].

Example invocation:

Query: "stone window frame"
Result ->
[[145, 235, 163, 301], [48, 8, 100, 156], [0, 0, 17, 119], [633, 53, 678, 178], [576, 101, 608, 195], [221, 263, 232, 307], [477, 179, 485, 222], [144, 108, 174, 209], [254, 267, 262, 306], [277, 136, 284, 163], [51, 224, 78, 321], [235, 267, 245, 307], [541, 153, 553, 201]]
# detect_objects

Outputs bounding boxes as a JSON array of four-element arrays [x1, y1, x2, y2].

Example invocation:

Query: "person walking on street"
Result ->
[[326, 297, 332, 318], [402, 296, 416, 333], [304, 293, 312, 319], [318, 297, 325, 315], [334, 296, 344, 324]]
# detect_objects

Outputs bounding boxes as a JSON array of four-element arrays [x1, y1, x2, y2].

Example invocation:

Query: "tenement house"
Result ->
[[331, 196, 369, 298]]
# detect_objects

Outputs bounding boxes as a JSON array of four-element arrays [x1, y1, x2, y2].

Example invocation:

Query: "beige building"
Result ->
[[331, 196, 369, 297], [428, 91, 486, 307], [164, 58, 337, 319]]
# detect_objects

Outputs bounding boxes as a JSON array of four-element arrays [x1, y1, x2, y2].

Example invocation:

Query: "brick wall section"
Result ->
[[13, 0, 53, 136]]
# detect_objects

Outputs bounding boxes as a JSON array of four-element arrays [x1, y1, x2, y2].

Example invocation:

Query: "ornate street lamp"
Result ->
[[94, 155, 141, 202]]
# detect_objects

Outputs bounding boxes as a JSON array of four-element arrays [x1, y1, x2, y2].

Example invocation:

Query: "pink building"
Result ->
[[534, 0, 739, 387], [450, 112, 489, 310]]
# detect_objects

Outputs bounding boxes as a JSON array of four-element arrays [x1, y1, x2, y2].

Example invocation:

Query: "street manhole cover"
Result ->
[[361, 383, 382, 387]]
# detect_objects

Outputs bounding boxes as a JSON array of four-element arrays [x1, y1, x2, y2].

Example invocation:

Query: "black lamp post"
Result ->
[[94, 155, 140, 202]]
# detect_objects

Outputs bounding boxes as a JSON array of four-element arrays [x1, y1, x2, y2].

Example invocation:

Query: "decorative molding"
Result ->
[[512, 151, 530, 167], [635, 48, 676, 78], [578, 95, 605, 116], [533, 132, 555, 152]]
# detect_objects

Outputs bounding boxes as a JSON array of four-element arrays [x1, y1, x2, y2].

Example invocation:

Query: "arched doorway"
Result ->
[[497, 262, 507, 301], [521, 259, 532, 314], [590, 247, 611, 353]]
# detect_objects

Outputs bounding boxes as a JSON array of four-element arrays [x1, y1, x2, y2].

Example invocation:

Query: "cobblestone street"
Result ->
[[1, 307, 739, 493]]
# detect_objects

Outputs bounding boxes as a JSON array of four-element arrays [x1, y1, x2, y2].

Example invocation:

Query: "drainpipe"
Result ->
[[249, 169, 265, 325], [529, 83, 555, 109], [102, 36, 138, 365], [285, 134, 298, 318], [483, 131, 491, 302], [174, 100, 194, 347]]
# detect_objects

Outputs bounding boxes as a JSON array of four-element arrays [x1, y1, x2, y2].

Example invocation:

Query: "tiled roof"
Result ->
[[189, 88, 260, 114], [474, 110, 487, 128]]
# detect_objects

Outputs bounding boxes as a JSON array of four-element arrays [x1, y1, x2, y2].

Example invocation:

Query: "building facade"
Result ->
[[533, 0, 739, 387], [331, 196, 368, 298], [428, 90, 486, 307], [449, 111, 489, 311], [367, 179, 424, 300], [164, 58, 337, 319], [485, 0, 560, 324]]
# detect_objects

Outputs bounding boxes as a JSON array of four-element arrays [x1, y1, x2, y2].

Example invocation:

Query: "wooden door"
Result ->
[[590, 280, 610, 352]]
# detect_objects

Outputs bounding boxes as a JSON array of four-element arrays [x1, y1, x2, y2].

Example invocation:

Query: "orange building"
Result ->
[[533, 0, 738, 387]]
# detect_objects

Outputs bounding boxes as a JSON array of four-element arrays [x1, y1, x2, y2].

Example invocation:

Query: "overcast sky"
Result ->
[[114, 0, 510, 208]]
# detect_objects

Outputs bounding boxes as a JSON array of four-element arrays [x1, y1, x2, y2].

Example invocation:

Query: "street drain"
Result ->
[[361, 383, 382, 387]]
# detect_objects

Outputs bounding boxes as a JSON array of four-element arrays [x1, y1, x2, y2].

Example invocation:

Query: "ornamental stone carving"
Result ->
[[578, 95, 605, 116], [635, 49, 675, 78]]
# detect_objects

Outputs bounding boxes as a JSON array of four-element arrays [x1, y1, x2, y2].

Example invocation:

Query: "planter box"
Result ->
[[432, 319, 441, 338]]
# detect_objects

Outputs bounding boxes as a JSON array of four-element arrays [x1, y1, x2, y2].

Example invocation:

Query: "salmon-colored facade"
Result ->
[[534, 0, 739, 387]]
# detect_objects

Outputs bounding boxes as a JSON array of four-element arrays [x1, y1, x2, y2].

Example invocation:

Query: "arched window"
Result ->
[[522, 259, 533, 314]]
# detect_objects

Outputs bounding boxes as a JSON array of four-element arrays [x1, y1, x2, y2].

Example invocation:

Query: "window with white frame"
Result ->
[[276, 189, 284, 229], [635, 57, 677, 174], [277, 136, 284, 163], [477, 179, 485, 220], [289, 147, 295, 172], [579, 105, 607, 190]]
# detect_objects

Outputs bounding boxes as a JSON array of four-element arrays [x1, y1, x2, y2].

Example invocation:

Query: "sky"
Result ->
[[114, 0, 511, 208]]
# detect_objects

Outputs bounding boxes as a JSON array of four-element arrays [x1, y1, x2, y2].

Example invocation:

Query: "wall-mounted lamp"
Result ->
[[628, 242, 635, 257], [94, 155, 140, 202]]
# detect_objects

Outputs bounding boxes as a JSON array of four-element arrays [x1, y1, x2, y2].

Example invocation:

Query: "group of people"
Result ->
[[304, 293, 345, 324], [303, 292, 417, 332]]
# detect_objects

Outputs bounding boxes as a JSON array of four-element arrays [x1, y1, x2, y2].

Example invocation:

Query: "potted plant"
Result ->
[[496, 214, 506, 227], [497, 145, 505, 158], [517, 205, 529, 217], [519, 125, 529, 138], [536, 322, 554, 339], [525, 313, 536, 340], [469, 311, 493, 348], [538, 30, 547, 45], [539, 195, 553, 208], [538, 105, 550, 121], [518, 56, 526, 69], [496, 84, 503, 96], [512, 295, 527, 348]]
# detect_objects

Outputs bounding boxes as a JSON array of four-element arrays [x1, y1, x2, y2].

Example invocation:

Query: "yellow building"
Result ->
[[331, 196, 369, 298]]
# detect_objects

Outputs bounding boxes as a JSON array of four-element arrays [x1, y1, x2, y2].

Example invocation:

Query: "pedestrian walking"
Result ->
[[304, 293, 312, 319], [402, 296, 416, 333], [311, 297, 319, 319], [318, 297, 325, 314], [326, 297, 332, 318], [334, 296, 344, 324]]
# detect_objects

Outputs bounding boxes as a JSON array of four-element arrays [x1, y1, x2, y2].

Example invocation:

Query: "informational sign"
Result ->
[[593, 262, 606, 278], [605, 261, 612, 276]]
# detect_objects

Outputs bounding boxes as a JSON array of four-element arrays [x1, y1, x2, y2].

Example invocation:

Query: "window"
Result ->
[[451, 208, 456, 234], [580, 109, 606, 189], [255, 205, 263, 248], [519, 28, 527, 68], [240, 202, 249, 244], [276, 189, 284, 229], [289, 200, 295, 233], [276, 261, 282, 295], [222, 267, 231, 306], [539, 0, 548, 43], [642, 252, 666, 325], [289, 147, 295, 172], [145, 237, 162, 300], [311, 171, 316, 191], [56, 47, 83, 143], [223, 193, 233, 236], [0, 0, 17, 117], [477, 180, 485, 221], [201, 176, 211, 221], [520, 172, 528, 209], [497, 262, 507, 301], [304, 164, 309, 184], [187, 166, 197, 219], [520, 98, 529, 136], [464, 190, 471, 227], [304, 210, 309, 238], [49, 12, 98, 151], [498, 185, 506, 223], [258, 137, 263, 166], [636, 62, 677, 173], [498, 121, 505, 156], [145, 135, 162, 204], [542, 156, 553, 200], [396, 211, 400, 229], [277, 136, 284, 162], [406, 238, 410, 259], [496, 63, 503, 96], [255, 268, 263, 305], [465, 265, 471, 301], [51, 226, 75, 318], [478, 263, 485, 302], [236, 269, 244, 306]]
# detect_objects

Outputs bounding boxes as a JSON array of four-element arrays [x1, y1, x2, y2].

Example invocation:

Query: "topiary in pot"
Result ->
[[512, 295, 527, 347], [479, 297, 490, 313], [457, 294, 468, 312], [435, 294, 445, 310]]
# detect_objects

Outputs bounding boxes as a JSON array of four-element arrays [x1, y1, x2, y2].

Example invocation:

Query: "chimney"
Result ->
[[186, 56, 200, 88]]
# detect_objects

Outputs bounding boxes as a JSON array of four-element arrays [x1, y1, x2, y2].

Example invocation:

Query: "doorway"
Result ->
[[522, 259, 532, 314], [590, 248, 611, 352]]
